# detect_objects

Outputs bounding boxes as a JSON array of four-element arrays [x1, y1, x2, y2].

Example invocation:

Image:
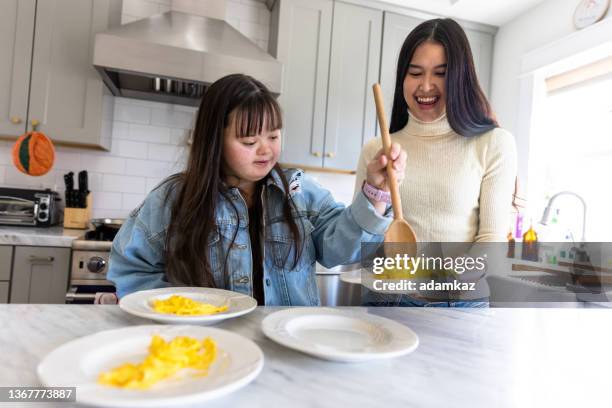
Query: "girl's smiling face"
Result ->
[[403, 41, 447, 122], [222, 112, 281, 184]]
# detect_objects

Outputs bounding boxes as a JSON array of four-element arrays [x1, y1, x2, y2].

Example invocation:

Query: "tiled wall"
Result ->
[[122, 0, 171, 24], [226, 0, 271, 52], [0, 0, 356, 219]]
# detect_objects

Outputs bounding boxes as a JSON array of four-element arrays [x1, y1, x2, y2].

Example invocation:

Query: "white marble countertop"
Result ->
[[2, 305, 612, 408], [0, 226, 83, 247]]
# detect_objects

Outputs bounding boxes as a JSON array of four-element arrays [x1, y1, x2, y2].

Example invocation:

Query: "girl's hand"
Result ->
[[366, 142, 407, 191]]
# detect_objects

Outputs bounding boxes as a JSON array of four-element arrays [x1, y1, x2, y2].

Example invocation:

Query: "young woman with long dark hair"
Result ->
[[109, 74, 406, 306], [355, 18, 517, 306]]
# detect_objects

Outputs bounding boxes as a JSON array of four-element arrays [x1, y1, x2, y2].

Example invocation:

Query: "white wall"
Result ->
[[0, 0, 272, 219], [490, 0, 612, 196], [226, 0, 271, 51], [122, 0, 171, 23], [171, 0, 227, 20]]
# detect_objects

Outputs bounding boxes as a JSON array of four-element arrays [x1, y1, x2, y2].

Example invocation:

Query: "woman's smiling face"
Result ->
[[403, 41, 447, 122]]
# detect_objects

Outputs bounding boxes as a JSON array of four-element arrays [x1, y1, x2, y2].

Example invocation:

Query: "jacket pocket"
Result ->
[[207, 229, 225, 287], [267, 217, 315, 270]]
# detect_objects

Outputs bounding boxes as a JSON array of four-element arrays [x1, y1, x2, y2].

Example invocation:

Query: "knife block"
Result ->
[[63, 193, 92, 229]]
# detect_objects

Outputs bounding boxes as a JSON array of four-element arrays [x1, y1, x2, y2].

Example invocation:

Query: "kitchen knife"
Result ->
[[77, 170, 89, 208], [63, 172, 74, 207]]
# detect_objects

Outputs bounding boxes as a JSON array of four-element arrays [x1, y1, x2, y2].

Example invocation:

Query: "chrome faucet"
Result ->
[[540, 191, 587, 243]]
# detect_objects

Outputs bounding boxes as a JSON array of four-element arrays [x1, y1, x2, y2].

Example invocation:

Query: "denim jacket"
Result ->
[[108, 168, 392, 305]]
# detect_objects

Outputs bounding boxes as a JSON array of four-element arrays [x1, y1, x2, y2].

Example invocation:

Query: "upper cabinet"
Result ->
[[463, 27, 494, 97], [271, 0, 382, 172], [324, 2, 382, 170], [0, 0, 36, 137], [379, 12, 423, 126], [271, 0, 333, 169], [0, 0, 121, 150]]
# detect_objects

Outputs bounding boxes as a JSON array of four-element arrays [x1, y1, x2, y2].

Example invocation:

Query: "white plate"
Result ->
[[119, 287, 257, 324], [262, 308, 419, 362], [37, 325, 264, 408]]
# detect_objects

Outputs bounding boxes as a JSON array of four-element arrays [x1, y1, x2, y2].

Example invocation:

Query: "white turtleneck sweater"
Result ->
[[355, 113, 517, 243]]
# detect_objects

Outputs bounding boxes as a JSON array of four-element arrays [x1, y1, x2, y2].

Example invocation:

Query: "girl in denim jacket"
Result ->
[[108, 74, 406, 306]]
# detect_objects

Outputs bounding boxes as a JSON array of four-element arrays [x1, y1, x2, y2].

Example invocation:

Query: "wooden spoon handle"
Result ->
[[372, 83, 403, 220]]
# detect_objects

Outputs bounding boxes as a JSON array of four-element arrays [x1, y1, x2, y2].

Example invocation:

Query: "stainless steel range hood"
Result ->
[[93, 11, 282, 106]]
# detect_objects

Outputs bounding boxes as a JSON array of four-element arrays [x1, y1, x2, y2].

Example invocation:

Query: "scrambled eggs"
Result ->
[[98, 335, 217, 389], [151, 295, 229, 316]]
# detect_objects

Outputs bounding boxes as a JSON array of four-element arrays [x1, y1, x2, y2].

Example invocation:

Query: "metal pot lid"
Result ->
[[90, 218, 125, 228]]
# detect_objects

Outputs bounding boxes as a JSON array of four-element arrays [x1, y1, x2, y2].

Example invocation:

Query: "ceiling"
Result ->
[[355, 0, 549, 27]]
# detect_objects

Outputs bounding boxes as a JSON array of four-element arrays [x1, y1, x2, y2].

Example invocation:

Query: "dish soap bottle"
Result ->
[[507, 229, 516, 258], [522, 222, 539, 262]]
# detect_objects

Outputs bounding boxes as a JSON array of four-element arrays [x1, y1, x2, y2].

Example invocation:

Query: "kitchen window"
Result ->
[[529, 58, 612, 241]]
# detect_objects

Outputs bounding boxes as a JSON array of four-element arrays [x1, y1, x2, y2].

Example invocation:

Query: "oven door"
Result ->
[[65, 284, 117, 304], [0, 196, 37, 226]]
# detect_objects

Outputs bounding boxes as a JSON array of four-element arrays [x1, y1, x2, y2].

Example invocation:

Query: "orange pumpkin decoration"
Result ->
[[12, 131, 56, 176]]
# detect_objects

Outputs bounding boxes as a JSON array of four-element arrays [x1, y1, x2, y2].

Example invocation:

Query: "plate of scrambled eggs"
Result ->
[[119, 287, 257, 324], [37, 325, 264, 407]]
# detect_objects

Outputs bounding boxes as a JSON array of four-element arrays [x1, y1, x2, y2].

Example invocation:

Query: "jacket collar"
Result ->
[[265, 167, 286, 192], [223, 167, 301, 197]]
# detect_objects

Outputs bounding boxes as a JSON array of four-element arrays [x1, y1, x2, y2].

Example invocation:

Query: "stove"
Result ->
[[66, 225, 119, 304]]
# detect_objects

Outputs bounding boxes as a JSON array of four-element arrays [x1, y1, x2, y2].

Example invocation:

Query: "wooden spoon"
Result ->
[[372, 83, 417, 256]]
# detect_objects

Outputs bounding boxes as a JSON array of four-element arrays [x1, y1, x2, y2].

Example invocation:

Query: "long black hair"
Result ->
[[163, 74, 302, 287], [389, 18, 497, 136]]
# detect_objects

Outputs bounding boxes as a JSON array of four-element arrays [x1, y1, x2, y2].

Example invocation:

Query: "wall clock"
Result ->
[[574, 0, 610, 29]]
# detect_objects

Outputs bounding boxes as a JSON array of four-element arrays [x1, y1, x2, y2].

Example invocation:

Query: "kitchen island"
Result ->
[[1, 305, 611, 408]]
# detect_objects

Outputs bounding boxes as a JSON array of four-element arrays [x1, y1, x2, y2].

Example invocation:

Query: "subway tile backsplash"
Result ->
[[0, 0, 357, 218]]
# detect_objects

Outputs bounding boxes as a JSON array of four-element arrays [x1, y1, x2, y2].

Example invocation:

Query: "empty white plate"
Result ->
[[119, 287, 257, 325], [37, 325, 264, 408], [262, 308, 419, 362]]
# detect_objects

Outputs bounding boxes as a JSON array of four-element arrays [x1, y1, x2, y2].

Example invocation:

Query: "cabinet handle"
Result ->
[[10, 116, 22, 124], [30, 119, 40, 131], [325, 152, 335, 158], [29, 255, 54, 263], [65, 292, 97, 302], [312, 152, 321, 157]]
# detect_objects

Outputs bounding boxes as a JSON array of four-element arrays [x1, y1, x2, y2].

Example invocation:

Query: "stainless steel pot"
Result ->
[[90, 218, 124, 229]]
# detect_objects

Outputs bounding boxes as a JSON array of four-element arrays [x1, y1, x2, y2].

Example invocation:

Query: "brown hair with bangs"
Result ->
[[232, 88, 282, 138], [163, 74, 302, 288]]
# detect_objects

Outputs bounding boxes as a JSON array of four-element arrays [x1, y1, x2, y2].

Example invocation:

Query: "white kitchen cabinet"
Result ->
[[0, 245, 13, 281], [379, 12, 423, 126], [271, 0, 382, 172], [0, 245, 13, 303], [463, 28, 494, 97], [323, 1, 382, 170], [0, 0, 35, 138], [379, 12, 496, 126], [10, 246, 71, 304], [0, 0, 121, 150], [271, 0, 333, 168], [0, 282, 8, 303]]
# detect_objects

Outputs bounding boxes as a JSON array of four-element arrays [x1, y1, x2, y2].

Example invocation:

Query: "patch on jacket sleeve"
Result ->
[[287, 169, 304, 194], [289, 178, 301, 194]]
